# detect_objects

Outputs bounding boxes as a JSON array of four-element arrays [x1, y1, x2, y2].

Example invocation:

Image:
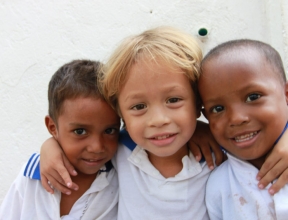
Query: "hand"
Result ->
[[189, 120, 226, 169], [40, 137, 79, 195], [257, 128, 288, 195]]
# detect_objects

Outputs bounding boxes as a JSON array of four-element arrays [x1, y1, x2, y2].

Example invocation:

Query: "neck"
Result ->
[[248, 155, 267, 170], [148, 145, 189, 178], [71, 171, 97, 187], [248, 149, 272, 170], [60, 171, 97, 216]]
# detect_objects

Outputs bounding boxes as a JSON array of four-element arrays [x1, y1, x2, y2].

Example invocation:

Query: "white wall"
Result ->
[[1, 0, 287, 203]]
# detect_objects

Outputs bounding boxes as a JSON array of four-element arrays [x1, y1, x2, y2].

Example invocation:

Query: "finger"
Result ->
[[45, 172, 73, 195], [62, 155, 78, 177], [267, 169, 288, 195], [57, 163, 77, 189], [200, 143, 214, 170], [41, 175, 54, 194], [209, 140, 223, 166], [70, 182, 79, 191], [258, 159, 283, 189], [41, 166, 73, 192], [188, 141, 202, 162], [257, 155, 281, 181]]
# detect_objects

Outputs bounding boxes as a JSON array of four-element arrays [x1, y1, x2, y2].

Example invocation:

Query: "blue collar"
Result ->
[[274, 122, 288, 145]]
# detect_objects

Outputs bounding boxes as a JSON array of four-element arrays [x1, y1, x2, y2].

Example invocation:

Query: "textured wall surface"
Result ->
[[1, 0, 287, 204]]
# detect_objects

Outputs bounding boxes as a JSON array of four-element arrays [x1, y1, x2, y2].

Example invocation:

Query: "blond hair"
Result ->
[[101, 26, 203, 112]]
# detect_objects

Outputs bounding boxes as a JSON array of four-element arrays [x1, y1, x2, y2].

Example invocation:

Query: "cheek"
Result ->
[[209, 119, 223, 137], [108, 142, 119, 155]]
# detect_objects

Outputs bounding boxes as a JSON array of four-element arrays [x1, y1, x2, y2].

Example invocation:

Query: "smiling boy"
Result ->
[[200, 39, 288, 219], [0, 60, 120, 219]]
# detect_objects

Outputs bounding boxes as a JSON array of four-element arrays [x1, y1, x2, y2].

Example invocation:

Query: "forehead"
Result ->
[[199, 49, 282, 100], [125, 57, 186, 83], [119, 58, 194, 99], [59, 96, 118, 120], [202, 49, 279, 82]]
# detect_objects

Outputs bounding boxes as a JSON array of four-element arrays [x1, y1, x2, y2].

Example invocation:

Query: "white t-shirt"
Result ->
[[205, 153, 288, 220], [0, 153, 118, 220], [115, 144, 211, 220]]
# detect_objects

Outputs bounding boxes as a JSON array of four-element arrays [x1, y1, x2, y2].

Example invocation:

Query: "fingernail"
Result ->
[[195, 156, 200, 161], [66, 191, 71, 195], [72, 170, 77, 175], [256, 176, 260, 181], [269, 189, 275, 195], [209, 165, 214, 170], [74, 186, 79, 191], [67, 182, 72, 187], [258, 184, 264, 189]]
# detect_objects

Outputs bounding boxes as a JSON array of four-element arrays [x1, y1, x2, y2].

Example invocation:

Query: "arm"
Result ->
[[40, 137, 78, 195], [257, 128, 288, 195], [188, 120, 226, 169]]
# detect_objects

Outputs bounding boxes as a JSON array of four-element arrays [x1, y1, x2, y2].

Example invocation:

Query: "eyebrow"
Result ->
[[124, 85, 188, 101], [203, 82, 268, 105], [68, 122, 120, 128]]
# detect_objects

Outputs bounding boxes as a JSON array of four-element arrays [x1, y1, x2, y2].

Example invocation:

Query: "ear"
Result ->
[[285, 82, 288, 105], [45, 115, 58, 139], [122, 119, 127, 130]]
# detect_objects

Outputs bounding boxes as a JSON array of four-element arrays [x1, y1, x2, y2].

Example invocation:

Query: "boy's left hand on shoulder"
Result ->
[[257, 128, 288, 195], [188, 120, 226, 170]]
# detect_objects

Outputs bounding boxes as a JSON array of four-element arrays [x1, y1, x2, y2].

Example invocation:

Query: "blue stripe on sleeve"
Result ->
[[23, 153, 41, 180]]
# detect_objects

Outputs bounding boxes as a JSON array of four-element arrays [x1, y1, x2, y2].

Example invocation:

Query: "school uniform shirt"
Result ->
[[114, 138, 211, 220], [0, 153, 118, 220], [205, 153, 288, 220]]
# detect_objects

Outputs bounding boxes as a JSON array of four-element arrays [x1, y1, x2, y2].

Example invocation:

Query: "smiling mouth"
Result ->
[[152, 134, 175, 140], [234, 131, 258, 142], [83, 158, 104, 162]]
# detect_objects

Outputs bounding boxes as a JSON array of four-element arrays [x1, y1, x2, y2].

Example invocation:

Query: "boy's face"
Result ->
[[47, 97, 120, 175], [118, 58, 199, 159], [199, 49, 288, 162]]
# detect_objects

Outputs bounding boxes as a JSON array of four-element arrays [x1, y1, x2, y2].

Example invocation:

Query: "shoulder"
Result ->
[[205, 161, 231, 220], [115, 129, 137, 161], [119, 129, 136, 151], [206, 160, 230, 197], [23, 153, 41, 180]]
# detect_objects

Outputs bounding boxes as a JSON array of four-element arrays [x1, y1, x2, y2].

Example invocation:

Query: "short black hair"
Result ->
[[201, 39, 286, 83]]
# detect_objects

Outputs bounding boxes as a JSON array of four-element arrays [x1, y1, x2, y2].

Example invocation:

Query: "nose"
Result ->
[[147, 106, 171, 127], [86, 136, 105, 153], [228, 106, 249, 127]]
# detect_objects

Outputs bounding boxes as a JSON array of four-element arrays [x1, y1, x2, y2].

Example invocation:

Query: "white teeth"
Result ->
[[154, 135, 170, 140], [235, 132, 257, 142]]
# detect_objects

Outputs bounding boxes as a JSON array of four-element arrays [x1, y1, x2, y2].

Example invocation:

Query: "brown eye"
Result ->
[[105, 128, 118, 135], [74, 128, 87, 135], [246, 94, 261, 102], [167, 97, 181, 103], [212, 105, 224, 113], [132, 104, 146, 110]]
